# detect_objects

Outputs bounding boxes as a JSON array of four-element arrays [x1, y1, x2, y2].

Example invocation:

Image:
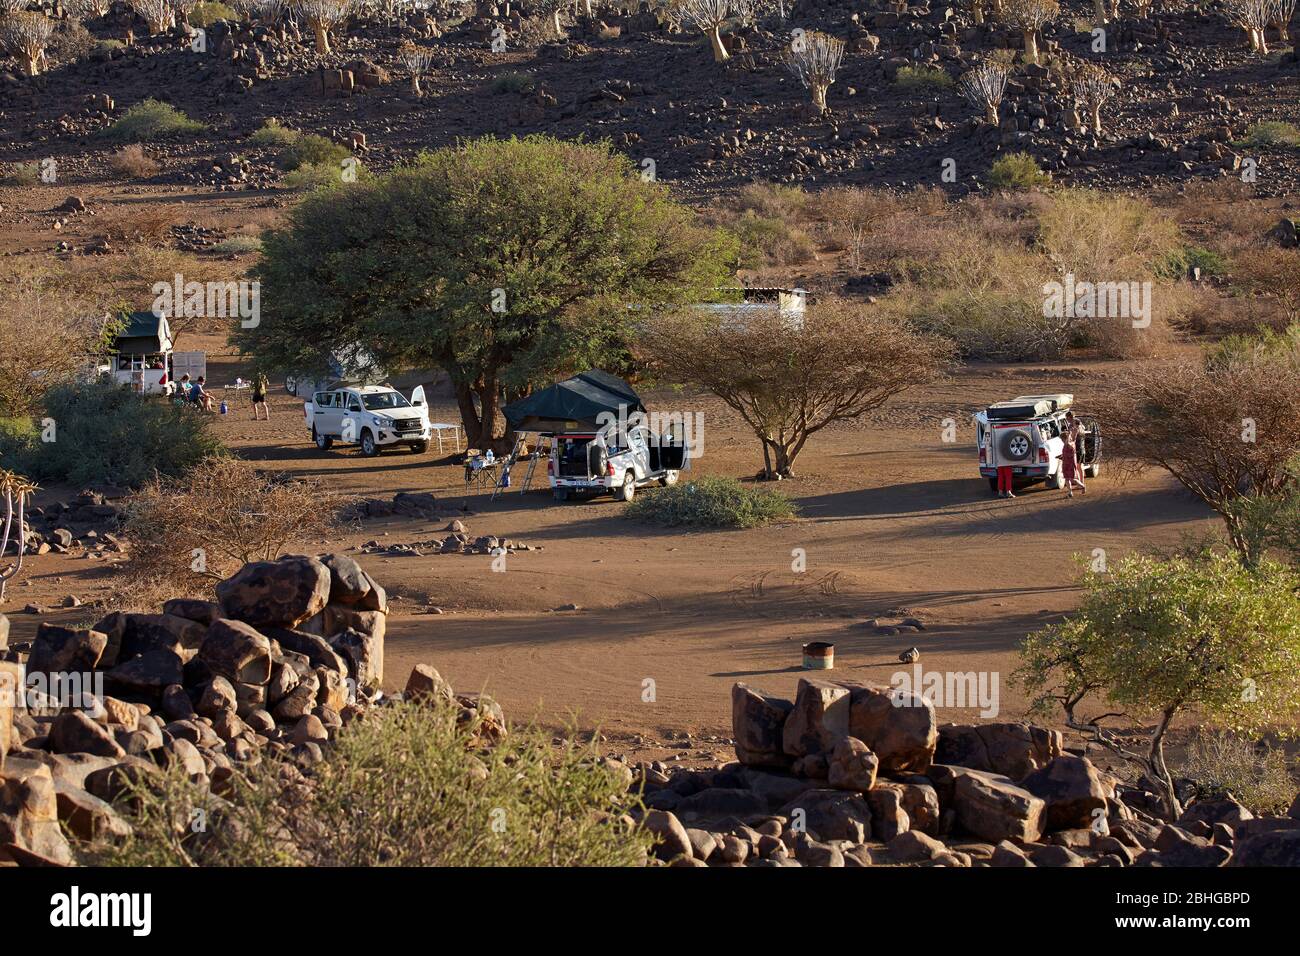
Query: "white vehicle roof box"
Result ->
[[1014, 393, 1074, 412], [987, 399, 1054, 421]]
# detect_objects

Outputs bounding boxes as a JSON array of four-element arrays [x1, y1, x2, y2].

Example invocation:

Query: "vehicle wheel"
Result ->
[[1085, 462, 1101, 479], [554, 489, 570, 502], [1049, 467, 1065, 490], [313, 427, 333, 451], [660, 470, 679, 487], [988, 476, 999, 496], [360, 430, 379, 457], [618, 471, 636, 502], [284, 375, 298, 397], [409, 440, 428, 454]]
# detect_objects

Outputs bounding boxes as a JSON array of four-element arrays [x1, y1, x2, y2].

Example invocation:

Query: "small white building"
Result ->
[[696, 286, 810, 330]]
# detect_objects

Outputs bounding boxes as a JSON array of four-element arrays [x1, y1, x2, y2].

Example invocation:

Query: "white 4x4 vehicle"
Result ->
[[974, 393, 1100, 495], [306, 384, 432, 456], [549, 422, 688, 502]]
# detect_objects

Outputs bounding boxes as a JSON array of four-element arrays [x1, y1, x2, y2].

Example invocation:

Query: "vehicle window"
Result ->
[[347, 396, 362, 412], [314, 393, 333, 408], [361, 392, 411, 411]]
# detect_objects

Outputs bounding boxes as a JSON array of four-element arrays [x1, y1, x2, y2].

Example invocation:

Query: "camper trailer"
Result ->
[[104, 311, 206, 397]]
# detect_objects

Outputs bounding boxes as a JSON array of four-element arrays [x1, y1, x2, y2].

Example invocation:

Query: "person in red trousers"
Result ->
[[997, 465, 1015, 499]]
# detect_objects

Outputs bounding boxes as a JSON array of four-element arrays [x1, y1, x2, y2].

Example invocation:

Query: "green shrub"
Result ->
[[188, 1, 236, 26], [625, 475, 797, 529], [491, 72, 535, 94], [282, 162, 355, 190], [988, 152, 1050, 188], [0, 162, 41, 186], [86, 700, 650, 867], [16, 379, 223, 488], [894, 65, 954, 90], [211, 235, 263, 255], [1159, 245, 1228, 278], [98, 99, 205, 143], [249, 119, 300, 148], [726, 212, 816, 270], [1237, 121, 1300, 149], [907, 288, 1063, 360], [1179, 731, 1297, 815], [278, 134, 350, 171]]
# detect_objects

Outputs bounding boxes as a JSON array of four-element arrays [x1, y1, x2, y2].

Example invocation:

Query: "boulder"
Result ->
[[0, 757, 72, 864], [782, 678, 850, 758], [887, 828, 945, 862], [845, 683, 936, 773], [1020, 755, 1110, 831], [731, 683, 793, 768], [106, 648, 184, 694], [27, 624, 107, 676], [950, 767, 1045, 843], [778, 788, 873, 843], [215, 555, 331, 628], [0, 612, 8, 650], [936, 722, 1062, 779], [263, 627, 347, 675], [644, 809, 692, 861], [405, 663, 454, 703], [161, 598, 221, 626], [327, 621, 384, 689], [197, 676, 238, 718], [866, 785, 910, 841], [118, 614, 206, 660], [199, 620, 273, 685], [826, 736, 879, 791], [319, 553, 386, 610], [0, 661, 20, 771], [888, 776, 942, 835], [55, 785, 131, 842], [673, 788, 769, 823], [1230, 829, 1300, 866], [49, 710, 125, 758], [161, 684, 196, 721], [1179, 797, 1253, 829]]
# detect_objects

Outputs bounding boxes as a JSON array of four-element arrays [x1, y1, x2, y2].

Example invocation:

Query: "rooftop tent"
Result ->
[[110, 311, 174, 355], [502, 370, 645, 433]]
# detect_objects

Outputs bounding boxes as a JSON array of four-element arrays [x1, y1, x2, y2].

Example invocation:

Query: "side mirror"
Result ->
[[413, 399, 425, 406]]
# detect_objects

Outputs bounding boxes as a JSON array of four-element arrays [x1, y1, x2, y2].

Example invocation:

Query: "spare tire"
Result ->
[[998, 428, 1033, 462]]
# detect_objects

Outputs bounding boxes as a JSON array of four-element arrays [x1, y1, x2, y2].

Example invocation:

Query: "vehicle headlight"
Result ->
[[371, 416, 385, 427]]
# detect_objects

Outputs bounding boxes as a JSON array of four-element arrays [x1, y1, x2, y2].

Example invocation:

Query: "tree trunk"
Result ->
[[313, 21, 332, 54], [410, 75, 422, 97], [972, 2, 984, 24], [709, 25, 729, 62], [18, 53, 40, 77], [1022, 29, 1039, 65], [1090, 102, 1102, 136], [811, 83, 828, 114], [454, 381, 482, 448], [985, 102, 999, 125], [474, 380, 502, 451], [1092, 0, 1106, 23], [553, 10, 562, 34], [1149, 708, 1183, 820]]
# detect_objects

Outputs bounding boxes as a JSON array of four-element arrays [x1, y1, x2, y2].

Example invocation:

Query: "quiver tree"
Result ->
[[959, 59, 1010, 124], [131, 0, 176, 32], [66, 0, 113, 18], [1069, 61, 1116, 136], [639, 299, 952, 479], [399, 40, 433, 95], [0, 469, 36, 603], [1225, 0, 1272, 52], [998, 0, 1057, 65], [295, 0, 353, 53], [676, 0, 742, 62], [534, 0, 565, 34], [1267, 0, 1295, 40], [1130, 0, 1152, 17], [786, 29, 845, 115], [0, 10, 52, 74]]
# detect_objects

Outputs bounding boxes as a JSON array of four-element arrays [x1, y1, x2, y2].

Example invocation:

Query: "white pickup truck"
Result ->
[[306, 384, 432, 456], [549, 421, 688, 502], [974, 393, 1100, 494]]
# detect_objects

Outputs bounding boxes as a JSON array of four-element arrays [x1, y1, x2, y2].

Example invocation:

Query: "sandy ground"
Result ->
[[6, 332, 1219, 765]]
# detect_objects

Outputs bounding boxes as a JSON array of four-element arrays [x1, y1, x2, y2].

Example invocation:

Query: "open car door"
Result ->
[[410, 385, 426, 408], [657, 428, 689, 471]]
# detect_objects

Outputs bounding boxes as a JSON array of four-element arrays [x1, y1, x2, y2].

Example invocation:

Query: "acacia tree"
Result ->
[[295, 0, 353, 53], [0, 10, 53, 75], [959, 58, 1010, 125], [786, 30, 845, 115], [676, 0, 742, 62], [1016, 552, 1300, 820], [1069, 61, 1117, 135], [1097, 335, 1300, 558], [998, 0, 1057, 65], [639, 299, 952, 478], [236, 136, 735, 448]]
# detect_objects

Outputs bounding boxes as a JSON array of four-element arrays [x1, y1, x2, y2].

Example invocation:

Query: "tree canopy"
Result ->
[[235, 135, 736, 446]]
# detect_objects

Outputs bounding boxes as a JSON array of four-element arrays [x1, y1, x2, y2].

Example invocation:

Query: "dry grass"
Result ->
[[107, 144, 160, 178]]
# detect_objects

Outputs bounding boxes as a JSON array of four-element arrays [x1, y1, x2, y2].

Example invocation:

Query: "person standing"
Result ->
[[1061, 411, 1087, 498], [252, 373, 270, 421]]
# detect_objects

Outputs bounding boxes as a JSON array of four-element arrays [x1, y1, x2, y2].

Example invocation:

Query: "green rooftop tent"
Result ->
[[502, 370, 645, 434]]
